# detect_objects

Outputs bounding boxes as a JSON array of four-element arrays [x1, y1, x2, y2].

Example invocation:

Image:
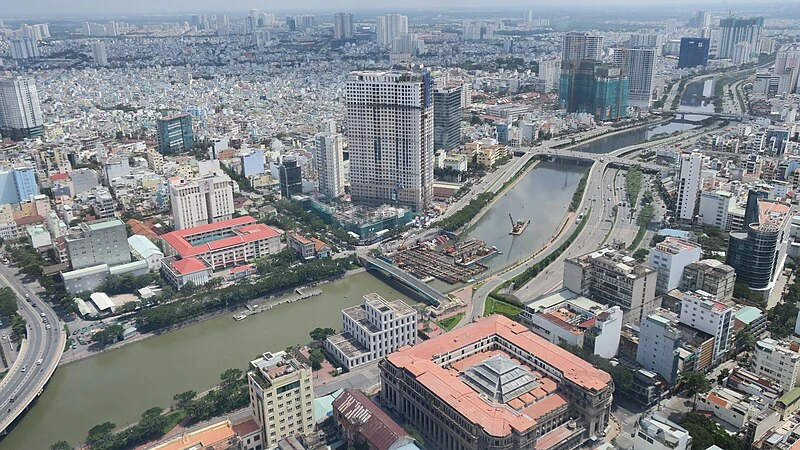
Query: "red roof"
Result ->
[[50, 172, 70, 181], [161, 216, 281, 258], [333, 389, 410, 450], [229, 264, 255, 274], [15, 215, 45, 226], [171, 257, 208, 275]]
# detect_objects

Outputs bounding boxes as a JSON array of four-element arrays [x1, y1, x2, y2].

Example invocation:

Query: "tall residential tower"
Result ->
[[315, 132, 345, 199], [0, 77, 44, 141], [346, 71, 434, 211]]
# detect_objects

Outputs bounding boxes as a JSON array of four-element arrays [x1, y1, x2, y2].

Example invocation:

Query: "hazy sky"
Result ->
[[3, 0, 794, 17]]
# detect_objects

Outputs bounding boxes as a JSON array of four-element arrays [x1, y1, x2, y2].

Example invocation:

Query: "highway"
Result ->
[[0, 263, 64, 436]]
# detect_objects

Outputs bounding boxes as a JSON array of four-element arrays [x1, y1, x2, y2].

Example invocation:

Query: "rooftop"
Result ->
[[386, 315, 612, 438], [161, 216, 281, 258], [171, 257, 210, 275], [332, 389, 412, 450]]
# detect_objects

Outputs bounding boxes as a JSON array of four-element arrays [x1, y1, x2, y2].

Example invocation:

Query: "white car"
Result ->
[[21, 365, 26, 372], [36, 359, 42, 365], [39, 313, 45, 317]]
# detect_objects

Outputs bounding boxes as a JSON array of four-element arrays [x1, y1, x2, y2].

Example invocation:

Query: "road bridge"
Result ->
[[358, 255, 446, 305]]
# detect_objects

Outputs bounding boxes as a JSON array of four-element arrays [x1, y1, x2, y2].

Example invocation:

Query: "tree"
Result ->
[[86, 421, 117, 448], [735, 329, 756, 352], [632, 248, 649, 263], [220, 368, 243, 386], [49, 441, 73, 450], [309, 327, 336, 341], [93, 324, 124, 347], [0, 287, 18, 318], [680, 371, 711, 407], [173, 390, 197, 408], [309, 348, 325, 371], [768, 302, 799, 340], [717, 368, 730, 385]]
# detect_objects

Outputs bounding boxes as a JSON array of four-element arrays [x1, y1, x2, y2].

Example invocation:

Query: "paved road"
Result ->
[[0, 263, 64, 435], [314, 361, 381, 397]]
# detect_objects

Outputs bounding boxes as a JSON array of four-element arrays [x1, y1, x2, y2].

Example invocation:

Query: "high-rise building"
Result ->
[[375, 16, 388, 46], [380, 315, 614, 449], [0, 77, 44, 141], [91, 40, 108, 67], [680, 259, 736, 303], [774, 45, 800, 94], [375, 13, 407, 47], [333, 12, 353, 39], [690, 11, 712, 28], [592, 64, 629, 121], [636, 310, 683, 384], [248, 351, 315, 447], [648, 238, 702, 294], [169, 173, 235, 230], [676, 152, 703, 222], [718, 17, 764, 60], [156, 113, 194, 154], [10, 38, 40, 60], [537, 58, 560, 92], [560, 33, 627, 120], [315, 132, 345, 199], [65, 218, 131, 270], [0, 167, 39, 205], [621, 47, 656, 107], [678, 290, 733, 363], [678, 37, 711, 68], [346, 71, 434, 211], [433, 86, 461, 151], [325, 293, 416, 370], [561, 32, 603, 62], [564, 247, 658, 324], [733, 41, 753, 65], [278, 156, 302, 199], [629, 33, 663, 56], [727, 192, 791, 291]]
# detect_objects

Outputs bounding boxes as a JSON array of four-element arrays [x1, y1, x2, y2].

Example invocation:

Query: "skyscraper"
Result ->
[[91, 40, 108, 67], [560, 33, 627, 120], [169, 173, 235, 230], [10, 38, 40, 60], [333, 12, 353, 39], [593, 64, 629, 120], [775, 45, 800, 94], [561, 32, 603, 62], [346, 71, 434, 211], [0, 77, 44, 141], [718, 17, 763, 59], [376, 13, 408, 48], [621, 47, 655, 107], [157, 113, 194, 154], [691, 11, 712, 28], [678, 37, 710, 68], [375, 16, 388, 46], [315, 132, 345, 199], [629, 33, 663, 56], [676, 152, 702, 222], [433, 86, 462, 151], [279, 156, 302, 199]]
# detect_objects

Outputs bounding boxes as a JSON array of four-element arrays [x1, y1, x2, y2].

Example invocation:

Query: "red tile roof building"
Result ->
[[161, 216, 282, 270], [380, 315, 614, 450]]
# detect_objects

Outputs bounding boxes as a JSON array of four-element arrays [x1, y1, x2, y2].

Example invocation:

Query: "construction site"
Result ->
[[389, 236, 499, 284]]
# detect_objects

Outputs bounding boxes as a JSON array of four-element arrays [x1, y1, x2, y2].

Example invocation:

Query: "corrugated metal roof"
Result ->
[[332, 389, 410, 450]]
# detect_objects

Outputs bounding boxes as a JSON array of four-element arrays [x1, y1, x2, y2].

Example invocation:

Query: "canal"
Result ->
[[680, 78, 716, 113], [466, 161, 587, 274], [571, 120, 701, 154], [0, 273, 418, 449], [1, 161, 587, 449]]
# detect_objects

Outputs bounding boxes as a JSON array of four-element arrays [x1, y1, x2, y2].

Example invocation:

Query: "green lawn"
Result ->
[[161, 410, 187, 434], [437, 313, 465, 331], [484, 297, 522, 319]]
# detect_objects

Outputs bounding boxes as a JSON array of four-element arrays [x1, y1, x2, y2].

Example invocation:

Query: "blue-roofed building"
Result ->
[[734, 306, 766, 338], [128, 235, 164, 272]]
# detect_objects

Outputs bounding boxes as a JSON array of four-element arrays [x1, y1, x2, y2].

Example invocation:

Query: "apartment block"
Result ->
[[753, 339, 800, 393], [680, 259, 737, 303], [346, 71, 434, 211], [169, 173, 235, 230], [326, 293, 416, 370], [633, 414, 691, 450], [648, 238, 701, 294], [315, 132, 345, 199], [678, 290, 734, 363], [564, 247, 658, 324], [248, 351, 315, 448], [380, 315, 614, 450], [519, 288, 623, 359], [699, 190, 735, 230], [676, 152, 703, 223], [64, 218, 131, 270]]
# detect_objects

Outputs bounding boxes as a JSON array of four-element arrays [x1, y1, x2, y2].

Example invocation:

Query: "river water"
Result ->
[[571, 121, 700, 154], [680, 78, 716, 113], [0, 273, 417, 449], [2, 161, 588, 449]]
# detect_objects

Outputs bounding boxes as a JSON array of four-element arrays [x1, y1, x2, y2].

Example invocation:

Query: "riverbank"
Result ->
[[58, 267, 367, 367], [556, 116, 672, 149]]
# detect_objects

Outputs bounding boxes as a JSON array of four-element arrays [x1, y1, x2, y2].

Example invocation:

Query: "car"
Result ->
[[71, 343, 77, 349], [32, 303, 37, 308], [43, 318, 47, 323], [608, 197, 612, 202], [8, 395, 14, 402], [39, 312, 45, 317], [21, 366, 26, 372], [36, 359, 43, 365], [45, 325, 51, 330]]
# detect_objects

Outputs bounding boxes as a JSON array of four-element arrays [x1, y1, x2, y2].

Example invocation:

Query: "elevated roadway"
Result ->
[[359, 255, 446, 305], [0, 264, 64, 436]]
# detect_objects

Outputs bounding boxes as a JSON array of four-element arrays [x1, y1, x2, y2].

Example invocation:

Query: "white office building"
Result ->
[[519, 288, 623, 359], [676, 152, 703, 223], [699, 190, 735, 230], [637, 311, 682, 384], [678, 291, 733, 363], [753, 339, 800, 392], [346, 71, 434, 211], [325, 293, 416, 370], [648, 238, 702, 294], [0, 77, 44, 141], [169, 173, 235, 230], [315, 132, 345, 199], [634, 414, 692, 450], [64, 218, 131, 270]]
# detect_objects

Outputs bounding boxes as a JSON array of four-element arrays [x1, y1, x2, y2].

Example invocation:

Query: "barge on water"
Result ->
[[509, 213, 530, 235]]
